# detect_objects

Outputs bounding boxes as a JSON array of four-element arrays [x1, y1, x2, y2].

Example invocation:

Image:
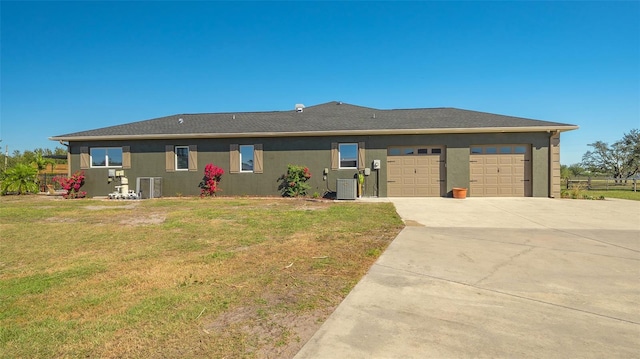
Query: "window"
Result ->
[[175, 146, 189, 170], [431, 148, 442, 154], [470, 147, 483, 154], [240, 145, 254, 172], [417, 148, 429, 155], [339, 143, 358, 168], [332, 142, 364, 170], [485, 147, 497, 154], [165, 145, 197, 172], [514, 146, 527, 154], [500, 146, 512, 154], [230, 144, 263, 174], [388, 148, 401, 156], [90, 147, 123, 167]]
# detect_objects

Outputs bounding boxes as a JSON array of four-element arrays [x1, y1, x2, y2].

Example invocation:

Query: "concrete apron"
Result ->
[[294, 198, 640, 359]]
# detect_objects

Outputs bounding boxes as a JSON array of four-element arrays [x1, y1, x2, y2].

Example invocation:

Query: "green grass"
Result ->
[[0, 196, 403, 358], [585, 189, 640, 201], [562, 186, 640, 201]]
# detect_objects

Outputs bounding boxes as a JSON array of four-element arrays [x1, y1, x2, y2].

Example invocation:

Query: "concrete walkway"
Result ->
[[295, 197, 640, 359]]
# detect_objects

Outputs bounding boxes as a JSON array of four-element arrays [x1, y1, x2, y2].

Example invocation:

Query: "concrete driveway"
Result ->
[[295, 198, 640, 359]]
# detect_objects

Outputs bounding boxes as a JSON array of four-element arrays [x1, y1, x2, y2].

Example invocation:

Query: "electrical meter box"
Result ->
[[372, 160, 381, 169]]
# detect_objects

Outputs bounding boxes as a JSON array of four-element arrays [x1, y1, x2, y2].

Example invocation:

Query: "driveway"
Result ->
[[295, 198, 640, 358]]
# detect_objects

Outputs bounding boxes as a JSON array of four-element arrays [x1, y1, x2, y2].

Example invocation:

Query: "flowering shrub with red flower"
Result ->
[[199, 163, 224, 197], [53, 171, 87, 199], [279, 165, 311, 197]]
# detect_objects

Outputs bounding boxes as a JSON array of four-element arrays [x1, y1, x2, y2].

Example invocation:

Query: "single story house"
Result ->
[[50, 101, 578, 198]]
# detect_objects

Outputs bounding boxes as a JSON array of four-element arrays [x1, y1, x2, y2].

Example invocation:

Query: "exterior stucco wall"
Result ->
[[68, 131, 554, 198]]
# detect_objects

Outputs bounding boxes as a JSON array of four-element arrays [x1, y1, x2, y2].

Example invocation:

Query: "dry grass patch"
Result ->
[[0, 196, 403, 358]]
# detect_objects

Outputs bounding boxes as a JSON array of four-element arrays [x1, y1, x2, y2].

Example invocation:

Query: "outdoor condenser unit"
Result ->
[[136, 177, 162, 199], [336, 179, 357, 200]]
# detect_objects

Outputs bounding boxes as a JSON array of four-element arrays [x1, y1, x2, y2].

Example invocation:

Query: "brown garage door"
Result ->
[[387, 146, 445, 197], [469, 145, 531, 197]]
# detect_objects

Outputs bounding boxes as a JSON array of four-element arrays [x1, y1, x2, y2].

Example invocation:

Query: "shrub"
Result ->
[[0, 163, 39, 195], [54, 171, 86, 199], [569, 182, 585, 199], [280, 165, 311, 197], [199, 163, 224, 197]]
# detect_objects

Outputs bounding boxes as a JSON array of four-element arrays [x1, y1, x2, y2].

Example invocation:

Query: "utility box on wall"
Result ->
[[336, 179, 357, 200]]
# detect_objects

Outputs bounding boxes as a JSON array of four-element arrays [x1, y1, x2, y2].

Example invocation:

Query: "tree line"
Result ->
[[563, 129, 639, 182], [0, 147, 68, 194], [2, 147, 68, 171]]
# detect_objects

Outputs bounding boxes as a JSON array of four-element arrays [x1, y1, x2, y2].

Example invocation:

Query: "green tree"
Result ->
[[582, 129, 640, 183], [560, 164, 570, 181], [1, 146, 67, 173], [561, 163, 586, 179], [568, 163, 586, 177], [32, 150, 54, 172], [1, 163, 39, 195], [621, 129, 640, 177]]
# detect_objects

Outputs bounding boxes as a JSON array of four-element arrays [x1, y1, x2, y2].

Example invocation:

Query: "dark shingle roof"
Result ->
[[50, 101, 578, 140]]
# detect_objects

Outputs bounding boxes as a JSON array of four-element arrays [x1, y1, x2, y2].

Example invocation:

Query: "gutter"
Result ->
[[50, 125, 579, 142]]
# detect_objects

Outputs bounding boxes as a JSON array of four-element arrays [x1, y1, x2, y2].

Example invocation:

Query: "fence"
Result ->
[[38, 173, 68, 193], [566, 177, 638, 191]]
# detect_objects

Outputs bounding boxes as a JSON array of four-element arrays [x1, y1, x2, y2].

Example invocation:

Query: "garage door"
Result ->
[[387, 146, 445, 197], [469, 145, 531, 197]]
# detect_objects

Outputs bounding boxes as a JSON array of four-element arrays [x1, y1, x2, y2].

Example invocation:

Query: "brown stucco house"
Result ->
[[50, 101, 578, 198]]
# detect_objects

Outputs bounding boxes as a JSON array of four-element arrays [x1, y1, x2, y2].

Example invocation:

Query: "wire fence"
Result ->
[[38, 173, 68, 193]]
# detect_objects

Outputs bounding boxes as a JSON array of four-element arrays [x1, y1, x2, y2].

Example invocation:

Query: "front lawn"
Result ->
[[0, 196, 403, 358], [585, 190, 640, 201]]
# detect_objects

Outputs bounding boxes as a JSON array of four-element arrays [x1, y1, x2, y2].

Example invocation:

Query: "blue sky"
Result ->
[[1, 1, 638, 165]]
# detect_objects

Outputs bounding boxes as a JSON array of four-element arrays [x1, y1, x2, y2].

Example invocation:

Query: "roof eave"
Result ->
[[50, 125, 579, 142]]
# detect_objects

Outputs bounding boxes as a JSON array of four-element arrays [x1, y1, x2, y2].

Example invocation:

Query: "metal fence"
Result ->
[[38, 173, 67, 193]]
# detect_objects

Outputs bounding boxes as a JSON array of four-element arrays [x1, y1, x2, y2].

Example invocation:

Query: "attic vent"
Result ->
[[295, 104, 305, 112], [178, 118, 184, 124]]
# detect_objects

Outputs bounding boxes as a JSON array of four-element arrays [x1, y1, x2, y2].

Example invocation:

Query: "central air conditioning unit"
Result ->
[[336, 179, 357, 200], [136, 177, 162, 199]]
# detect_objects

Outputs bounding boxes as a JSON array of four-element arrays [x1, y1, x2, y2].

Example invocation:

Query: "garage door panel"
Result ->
[[498, 176, 514, 185], [500, 167, 514, 175], [402, 168, 415, 176], [401, 158, 416, 166], [485, 176, 499, 185], [483, 187, 499, 196], [484, 157, 498, 165], [388, 168, 402, 178], [402, 177, 416, 185], [387, 147, 445, 197], [415, 158, 431, 166], [415, 187, 431, 196], [470, 145, 530, 197]]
